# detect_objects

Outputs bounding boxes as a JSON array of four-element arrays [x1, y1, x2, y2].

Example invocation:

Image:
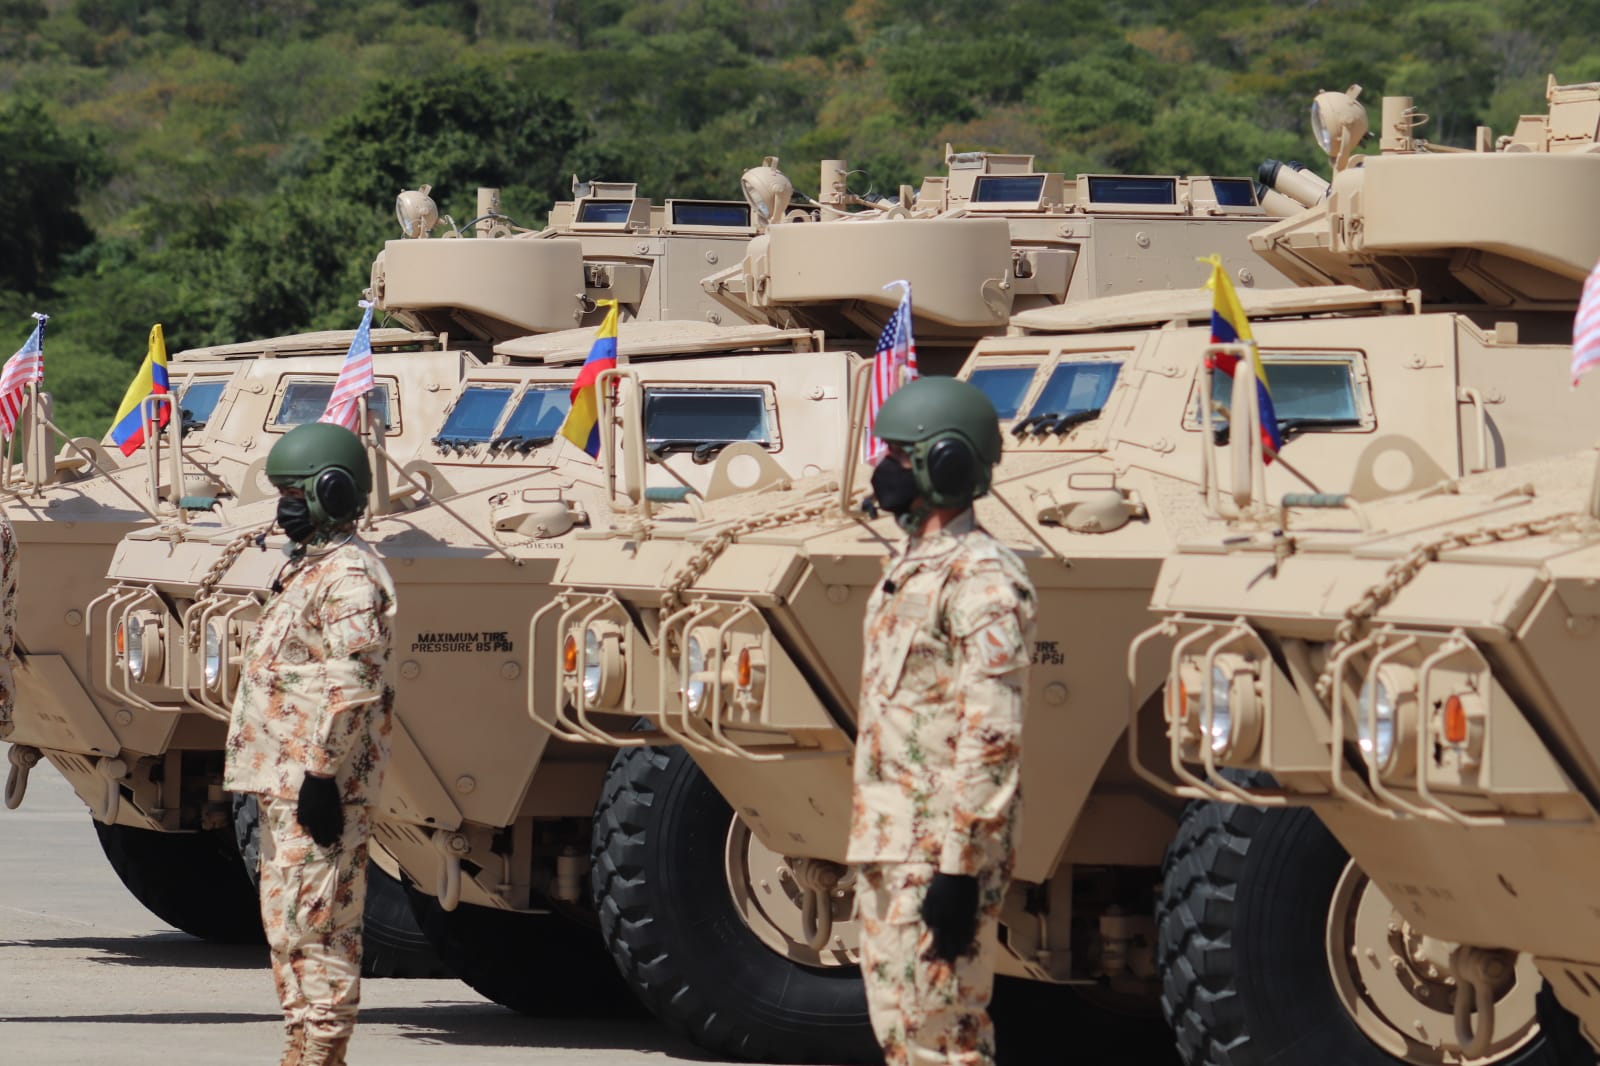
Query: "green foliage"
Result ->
[[0, 96, 106, 296], [11, 0, 1594, 434]]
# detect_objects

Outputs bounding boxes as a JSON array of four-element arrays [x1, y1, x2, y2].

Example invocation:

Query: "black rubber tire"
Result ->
[[403, 882, 641, 1017], [231, 793, 450, 979], [592, 745, 881, 1064], [1534, 982, 1597, 1064], [1157, 800, 1561, 1066], [93, 819, 265, 944]]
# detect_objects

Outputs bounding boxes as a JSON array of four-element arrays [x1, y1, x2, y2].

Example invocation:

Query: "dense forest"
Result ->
[[2, 0, 1597, 436]]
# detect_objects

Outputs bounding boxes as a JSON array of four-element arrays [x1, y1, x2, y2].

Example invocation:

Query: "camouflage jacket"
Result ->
[[224, 539, 397, 805], [847, 509, 1036, 876], [0, 512, 16, 731]]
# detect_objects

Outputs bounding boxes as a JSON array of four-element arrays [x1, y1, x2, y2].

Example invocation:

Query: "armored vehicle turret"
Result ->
[[535, 79, 1600, 1065]]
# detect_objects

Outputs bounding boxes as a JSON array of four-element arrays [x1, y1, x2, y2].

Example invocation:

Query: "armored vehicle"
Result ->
[[75, 151, 1294, 1017], [535, 80, 1600, 1065], [1138, 436, 1600, 1061], [0, 175, 762, 950]]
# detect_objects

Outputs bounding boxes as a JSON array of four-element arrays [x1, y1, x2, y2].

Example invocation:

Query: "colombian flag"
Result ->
[[108, 325, 172, 456], [1200, 255, 1282, 459], [558, 300, 620, 459]]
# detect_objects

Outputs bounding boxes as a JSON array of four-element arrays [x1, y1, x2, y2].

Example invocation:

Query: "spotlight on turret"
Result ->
[[1311, 85, 1369, 172], [396, 184, 439, 239], [741, 157, 794, 226]]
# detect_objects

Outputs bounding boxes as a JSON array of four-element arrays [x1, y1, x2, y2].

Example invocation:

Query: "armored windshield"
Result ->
[[1205, 356, 1361, 425], [177, 379, 228, 429], [501, 386, 571, 440], [1026, 362, 1121, 417], [967, 366, 1037, 419], [271, 379, 394, 430], [438, 386, 515, 443], [645, 388, 771, 450]]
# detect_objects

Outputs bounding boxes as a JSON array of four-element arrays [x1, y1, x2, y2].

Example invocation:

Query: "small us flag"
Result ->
[[864, 281, 919, 462], [1573, 258, 1600, 386], [320, 300, 376, 432], [0, 313, 47, 437]]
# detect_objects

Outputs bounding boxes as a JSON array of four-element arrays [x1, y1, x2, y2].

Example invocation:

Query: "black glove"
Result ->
[[920, 872, 980, 963], [296, 774, 343, 848]]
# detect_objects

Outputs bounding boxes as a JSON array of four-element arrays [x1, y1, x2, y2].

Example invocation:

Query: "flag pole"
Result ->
[[1261, 445, 1322, 495]]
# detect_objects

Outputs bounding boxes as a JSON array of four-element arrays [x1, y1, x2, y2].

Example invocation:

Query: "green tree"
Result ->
[[0, 96, 106, 297]]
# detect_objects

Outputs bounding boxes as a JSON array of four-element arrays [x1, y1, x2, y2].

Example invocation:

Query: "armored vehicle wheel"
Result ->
[[1159, 801, 1555, 1066], [403, 884, 639, 1017], [231, 794, 449, 979], [93, 819, 265, 944], [592, 745, 880, 1064]]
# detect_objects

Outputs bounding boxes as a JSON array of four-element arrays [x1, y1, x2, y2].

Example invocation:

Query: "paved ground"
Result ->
[[0, 763, 729, 1065]]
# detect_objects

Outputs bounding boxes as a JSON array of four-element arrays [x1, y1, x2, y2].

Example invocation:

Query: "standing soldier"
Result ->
[[848, 377, 1036, 1066], [225, 422, 397, 1066]]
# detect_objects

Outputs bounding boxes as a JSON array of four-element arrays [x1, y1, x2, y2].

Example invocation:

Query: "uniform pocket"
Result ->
[[866, 592, 931, 697]]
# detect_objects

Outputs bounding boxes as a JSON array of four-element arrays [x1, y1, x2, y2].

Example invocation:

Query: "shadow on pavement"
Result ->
[[380, 1003, 719, 1057], [0, 1002, 719, 1058], [2, 933, 268, 969]]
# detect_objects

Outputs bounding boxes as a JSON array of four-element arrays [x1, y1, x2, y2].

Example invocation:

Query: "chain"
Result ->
[[659, 493, 841, 616], [186, 522, 274, 650], [1313, 511, 1581, 702]]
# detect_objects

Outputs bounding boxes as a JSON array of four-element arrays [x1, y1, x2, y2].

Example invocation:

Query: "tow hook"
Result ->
[[4, 745, 41, 809], [432, 830, 470, 912], [1451, 945, 1516, 1058], [790, 858, 852, 952]]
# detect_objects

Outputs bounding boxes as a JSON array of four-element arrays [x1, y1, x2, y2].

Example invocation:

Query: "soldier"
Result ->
[[848, 377, 1037, 1066], [224, 422, 398, 1066]]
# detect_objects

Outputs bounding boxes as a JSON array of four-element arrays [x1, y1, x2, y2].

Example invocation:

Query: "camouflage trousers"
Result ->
[[857, 862, 1005, 1066], [258, 795, 371, 1048]]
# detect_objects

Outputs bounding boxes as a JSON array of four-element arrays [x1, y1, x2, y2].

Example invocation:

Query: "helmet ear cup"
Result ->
[[309, 467, 360, 526], [923, 436, 978, 504]]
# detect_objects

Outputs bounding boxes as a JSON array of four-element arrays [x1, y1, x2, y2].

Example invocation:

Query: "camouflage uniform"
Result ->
[[848, 510, 1035, 1066], [225, 539, 397, 1065], [0, 512, 16, 734]]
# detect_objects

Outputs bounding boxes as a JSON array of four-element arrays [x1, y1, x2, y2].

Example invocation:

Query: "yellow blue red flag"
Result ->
[[558, 300, 620, 459], [109, 324, 172, 456], [1201, 255, 1282, 458]]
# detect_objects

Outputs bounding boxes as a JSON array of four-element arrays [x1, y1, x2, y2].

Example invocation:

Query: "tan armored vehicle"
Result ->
[[1138, 442, 1600, 1061], [534, 81, 1600, 1064], [73, 153, 1293, 1015], [0, 176, 762, 952]]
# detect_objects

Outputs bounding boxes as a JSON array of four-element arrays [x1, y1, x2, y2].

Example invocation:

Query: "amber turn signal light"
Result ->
[[562, 634, 578, 673], [1443, 694, 1469, 745]]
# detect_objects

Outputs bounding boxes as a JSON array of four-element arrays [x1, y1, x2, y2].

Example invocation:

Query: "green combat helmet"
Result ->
[[265, 422, 372, 537], [873, 375, 1004, 510]]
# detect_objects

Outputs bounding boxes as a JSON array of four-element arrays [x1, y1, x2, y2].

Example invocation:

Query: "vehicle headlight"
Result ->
[[125, 616, 145, 680], [123, 612, 164, 683], [582, 628, 602, 703], [684, 635, 708, 713], [204, 622, 223, 688], [1208, 664, 1232, 755], [1359, 676, 1397, 769]]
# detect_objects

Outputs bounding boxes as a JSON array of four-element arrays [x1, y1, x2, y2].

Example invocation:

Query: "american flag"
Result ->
[[1573, 258, 1600, 385], [319, 300, 376, 432], [0, 313, 47, 437], [864, 281, 919, 462]]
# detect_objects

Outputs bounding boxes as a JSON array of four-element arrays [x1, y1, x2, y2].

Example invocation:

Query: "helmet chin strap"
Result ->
[[896, 500, 935, 535]]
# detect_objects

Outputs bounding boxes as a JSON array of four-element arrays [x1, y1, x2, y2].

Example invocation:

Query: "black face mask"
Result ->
[[276, 494, 317, 544], [870, 457, 919, 517]]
